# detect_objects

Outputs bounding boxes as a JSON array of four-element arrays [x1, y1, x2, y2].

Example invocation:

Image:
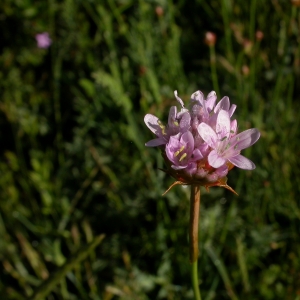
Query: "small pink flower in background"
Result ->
[[35, 32, 52, 49]]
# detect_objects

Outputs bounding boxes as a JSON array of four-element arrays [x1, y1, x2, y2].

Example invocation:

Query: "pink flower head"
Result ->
[[144, 90, 260, 193], [35, 32, 52, 49]]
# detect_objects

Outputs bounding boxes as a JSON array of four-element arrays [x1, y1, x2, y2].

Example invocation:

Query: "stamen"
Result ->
[[234, 145, 238, 150], [220, 136, 227, 141], [157, 120, 167, 135], [230, 130, 235, 133], [174, 121, 179, 126], [157, 120, 165, 130], [174, 145, 185, 157], [179, 153, 187, 162]]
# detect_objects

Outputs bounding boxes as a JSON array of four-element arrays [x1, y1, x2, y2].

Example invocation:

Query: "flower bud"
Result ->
[[255, 30, 264, 41], [155, 6, 164, 17], [242, 65, 250, 76], [243, 39, 253, 55], [205, 32, 217, 47]]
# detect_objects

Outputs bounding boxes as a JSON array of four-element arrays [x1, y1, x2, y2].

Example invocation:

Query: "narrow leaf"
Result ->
[[29, 234, 105, 300]]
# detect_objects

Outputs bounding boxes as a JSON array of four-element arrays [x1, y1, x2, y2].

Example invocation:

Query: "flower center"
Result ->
[[174, 145, 185, 157], [174, 145, 187, 163]]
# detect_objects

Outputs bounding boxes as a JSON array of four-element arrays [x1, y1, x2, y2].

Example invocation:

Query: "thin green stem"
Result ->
[[191, 261, 202, 300], [249, 0, 257, 42], [220, 0, 233, 62], [190, 185, 201, 300]]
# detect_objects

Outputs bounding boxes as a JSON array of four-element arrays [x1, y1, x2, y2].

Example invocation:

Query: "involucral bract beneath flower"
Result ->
[[144, 90, 260, 194]]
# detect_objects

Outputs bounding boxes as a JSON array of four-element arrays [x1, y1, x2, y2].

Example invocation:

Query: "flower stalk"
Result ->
[[143, 88, 260, 300], [192, 261, 202, 300], [190, 184, 202, 300], [189, 185, 201, 263]]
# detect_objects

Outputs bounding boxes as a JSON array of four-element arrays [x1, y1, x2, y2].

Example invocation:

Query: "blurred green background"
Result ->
[[1, 0, 300, 299]]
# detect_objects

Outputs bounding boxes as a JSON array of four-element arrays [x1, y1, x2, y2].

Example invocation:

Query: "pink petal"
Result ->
[[215, 164, 228, 177], [214, 96, 230, 113], [228, 104, 237, 117], [179, 112, 191, 132], [166, 135, 180, 162], [191, 149, 203, 161], [144, 114, 160, 134], [206, 91, 217, 111], [198, 142, 210, 157], [208, 150, 226, 168], [180, 131, 194, 158], [172, 165, 188, 170], [230, 119, 237, 135], [228, 154, 256, 170], [191, 91, 209, 117], [185, 162, 197, 176], [216, 110, 230, 139], [197, 123, 217, 148], [168, 106, 177, 125], [191, 90, 205, 104], [145, 138, 166, 147], [234, 128, 260, 150]]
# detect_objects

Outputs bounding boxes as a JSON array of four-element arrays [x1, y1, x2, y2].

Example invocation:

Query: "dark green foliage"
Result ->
[[0, 0, 299, 299]]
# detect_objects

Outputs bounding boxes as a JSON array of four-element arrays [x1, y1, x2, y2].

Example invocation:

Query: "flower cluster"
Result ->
[[144, 90, 260, 192]]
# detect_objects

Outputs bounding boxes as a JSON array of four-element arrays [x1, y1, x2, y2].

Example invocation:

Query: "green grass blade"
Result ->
[[28, 234, 105, 300], [205, 243, 239, 300]]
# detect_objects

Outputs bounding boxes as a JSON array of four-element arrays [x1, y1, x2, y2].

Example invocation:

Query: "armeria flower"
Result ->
[[144, 89, 260, 193], [35, 32, 52, 49], [198, 110, 260, 170], [166, 131, 203, 170], [144, 91, 189, 146]]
